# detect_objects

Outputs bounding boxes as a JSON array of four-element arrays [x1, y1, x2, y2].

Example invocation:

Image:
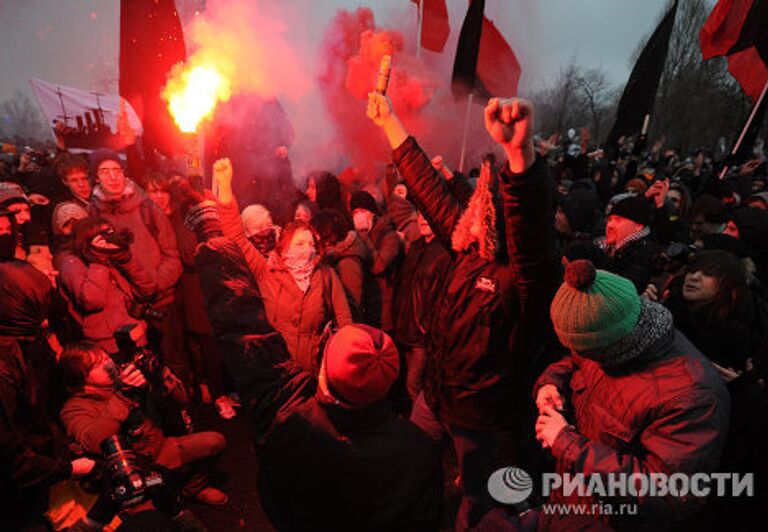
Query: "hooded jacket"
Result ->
[[219, 199, 352, 375], [89, 180, 182, 304], [360, 214, 403, 332], [393, 136, 559, 430]]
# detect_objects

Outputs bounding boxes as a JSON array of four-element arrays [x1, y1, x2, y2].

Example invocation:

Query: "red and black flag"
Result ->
[[452, 0, 521, 99], [605, 0, 678, 156], [412, 0, 451, 53], [120, 0, 187, 159], [700, 0, 768, 101]]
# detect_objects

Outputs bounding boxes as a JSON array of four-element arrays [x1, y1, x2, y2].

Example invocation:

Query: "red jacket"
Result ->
[[534, 331, 730, 530]]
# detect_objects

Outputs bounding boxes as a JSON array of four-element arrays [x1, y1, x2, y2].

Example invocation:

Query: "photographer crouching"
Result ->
[[57, 339, 227, 529]]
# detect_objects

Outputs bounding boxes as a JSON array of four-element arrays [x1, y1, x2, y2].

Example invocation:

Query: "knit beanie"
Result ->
[[561, 188, 600, 235], [52, 201, 90, 235], [609, 195, 652, 226], [551, 260, 641, 352], [349, 190, 378, 215], [241, 204, 274, 238], [322, 324, 399, 408], [551, 260, 674, 367], [0, 182, 29, 209], [88, 148, 124, 177]]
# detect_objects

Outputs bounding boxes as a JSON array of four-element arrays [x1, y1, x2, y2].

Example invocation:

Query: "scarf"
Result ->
[[282, 248, 316, 293], [581, 299, 674, 368], [610, 225, 651, 256]]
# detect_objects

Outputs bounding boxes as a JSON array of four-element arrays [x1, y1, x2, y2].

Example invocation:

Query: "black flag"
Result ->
[[606, 0, 679, 157], [451, 0, 486, 100]]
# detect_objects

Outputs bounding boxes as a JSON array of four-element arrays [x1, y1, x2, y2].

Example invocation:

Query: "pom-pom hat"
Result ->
[[550, 260, 642, 352]]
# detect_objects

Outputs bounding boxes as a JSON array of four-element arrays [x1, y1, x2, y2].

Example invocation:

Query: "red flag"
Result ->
[[412, 0, 450, 53], [700, 0, 768, 100], [477, 17, 521, 97], [120, 0, 187, 158]]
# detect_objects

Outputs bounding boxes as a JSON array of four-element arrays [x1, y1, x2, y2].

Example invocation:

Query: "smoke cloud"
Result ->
[[179, 0, 517, 191]]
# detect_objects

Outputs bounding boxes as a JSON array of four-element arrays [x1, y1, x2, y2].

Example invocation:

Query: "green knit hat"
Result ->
[[550, 260, 641, 352]]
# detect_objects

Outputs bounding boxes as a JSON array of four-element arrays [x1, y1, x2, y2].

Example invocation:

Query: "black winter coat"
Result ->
[[393, 137, 558, 431], [610, 236, 663, 293], [194, 235, 442, 531], [394, 236, 451, 347]]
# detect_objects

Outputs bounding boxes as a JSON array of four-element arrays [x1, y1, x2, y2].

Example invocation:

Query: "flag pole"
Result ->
[[416, 0, 424, 60], [458, 93, 474, 172], [719, 78, 768, 180]]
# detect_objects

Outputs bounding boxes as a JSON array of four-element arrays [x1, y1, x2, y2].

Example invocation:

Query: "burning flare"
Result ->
[[163, 65, 231, 133]]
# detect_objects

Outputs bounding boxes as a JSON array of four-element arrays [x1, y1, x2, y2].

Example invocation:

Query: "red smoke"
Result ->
[[319, 8, 439, 176]]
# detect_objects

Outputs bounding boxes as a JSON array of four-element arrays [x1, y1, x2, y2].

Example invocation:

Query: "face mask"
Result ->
[[249, 228, 277, 256], [0, 233, 16, 261], [353, 211, 373, 235], [282, 245, 316, 269]]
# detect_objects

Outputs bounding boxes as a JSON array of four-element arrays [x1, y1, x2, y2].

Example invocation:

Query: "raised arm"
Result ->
[[485, 98, 558, 321], [211, 158, 268, 280], [367, 93, 463, 249]]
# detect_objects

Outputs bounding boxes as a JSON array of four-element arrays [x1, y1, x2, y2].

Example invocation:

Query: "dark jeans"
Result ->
[[411, 392, 503, 531]]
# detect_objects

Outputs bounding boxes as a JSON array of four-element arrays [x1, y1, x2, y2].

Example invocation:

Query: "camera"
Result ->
[[114, 324, 161, 378], [100, 434, 164, 509], [101, 227, 134, 248], [655, 242, 697, 273]]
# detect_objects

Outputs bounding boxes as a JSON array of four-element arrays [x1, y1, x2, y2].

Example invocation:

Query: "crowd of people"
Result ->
[[1, 92, 766, 531]]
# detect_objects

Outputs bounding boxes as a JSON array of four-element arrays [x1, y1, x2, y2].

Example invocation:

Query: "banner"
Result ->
[[28, 78, 142, 150]]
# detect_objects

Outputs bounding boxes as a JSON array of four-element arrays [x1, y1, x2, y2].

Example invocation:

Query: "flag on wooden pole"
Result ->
[[605, 0, 678, 157]]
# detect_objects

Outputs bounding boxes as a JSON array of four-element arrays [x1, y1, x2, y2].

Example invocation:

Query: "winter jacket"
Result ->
[[169, 208, 214, 334], [393, 137, 559, 431], [664, 286, 768, 371], [56, 250, 155, 354], [359, 214, 403, 332], [387, 194, 421, 251], [89, 180, 182, 303], [60, 388, 167, 459], [193, 235, 443, 531], [219, 199, 353, 374], [0, 339, 73, 529], [393, 236, 452, 347], [610, 235, 663, 293], [323, 230, 369, 322], [0, 259, 54, 338], [534, 331, 730, 530]]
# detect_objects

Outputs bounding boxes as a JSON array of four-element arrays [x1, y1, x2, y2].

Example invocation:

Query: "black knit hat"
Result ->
[[609, 195, 652, 226], [349, 190, 378, 214], [88, 148, 124, 177]]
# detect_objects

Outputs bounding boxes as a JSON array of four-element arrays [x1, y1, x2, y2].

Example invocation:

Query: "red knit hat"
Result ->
[[322, 324, 399, 408]]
